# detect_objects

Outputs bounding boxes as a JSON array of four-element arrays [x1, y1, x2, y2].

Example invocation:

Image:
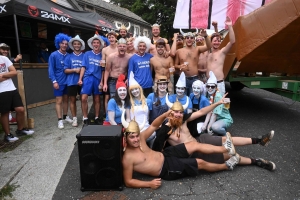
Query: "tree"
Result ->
[[110, 0, 177, 39]]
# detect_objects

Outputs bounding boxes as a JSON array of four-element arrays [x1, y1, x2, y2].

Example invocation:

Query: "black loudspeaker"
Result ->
[[76, 125, 123, 191]]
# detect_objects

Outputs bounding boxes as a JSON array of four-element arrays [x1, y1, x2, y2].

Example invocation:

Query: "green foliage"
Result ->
[[0, 183, 19, 200], [110, 0, 177, 39]]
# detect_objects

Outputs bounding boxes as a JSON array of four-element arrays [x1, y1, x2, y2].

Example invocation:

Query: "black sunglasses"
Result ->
[[206, 85, 216, 89]]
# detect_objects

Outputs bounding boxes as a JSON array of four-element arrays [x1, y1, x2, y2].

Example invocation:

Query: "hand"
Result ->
[[207, 126, 213, 135], [212, 21, 218, 27], [125, 79, 128, 86], [201, 123, 207, 132], [225, 16, 232, 26], [78, 80, 83, 86], [180, 63, 189, 71], [16, 54, 22, 60], [199, 29, 208, 38], [217, 93, 228, 105], [173, 33, 178, 37], [164, 51, 170, 58], [150, 178, 161, 189], [53, 82, 59, 89], [103, 84, 107, 92]]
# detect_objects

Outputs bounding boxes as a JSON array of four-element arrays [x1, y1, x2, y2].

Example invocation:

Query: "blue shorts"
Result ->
[[53, 84, 67, 97], [108, 77, 117, 98], [81, 75, 102, 95]]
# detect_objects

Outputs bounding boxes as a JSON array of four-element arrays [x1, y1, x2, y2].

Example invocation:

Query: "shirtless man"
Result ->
[[207, 16, 235, 95], [152, 99, 276, 171], [196, 36, 208, 83], [101, 31, 118, 116], [149, 24, 170, 55], [121, 110, 239, 189], [103, 38, 131, 98], [150, 38, 174, 94], [175, 29, 211, 95]]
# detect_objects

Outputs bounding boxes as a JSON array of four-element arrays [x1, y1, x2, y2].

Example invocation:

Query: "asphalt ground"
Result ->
[[1, 84, 300, 199]]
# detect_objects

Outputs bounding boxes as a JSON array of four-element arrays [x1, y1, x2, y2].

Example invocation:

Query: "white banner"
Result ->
[[173, 0, 273, 30]]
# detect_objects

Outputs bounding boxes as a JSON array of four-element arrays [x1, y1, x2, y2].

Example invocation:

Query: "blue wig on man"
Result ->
[[100, 35, 110, 47], [54, 33, 71, 49]]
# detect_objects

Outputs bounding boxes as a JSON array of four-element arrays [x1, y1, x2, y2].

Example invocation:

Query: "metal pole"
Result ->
[[13, 14, 22, 70]]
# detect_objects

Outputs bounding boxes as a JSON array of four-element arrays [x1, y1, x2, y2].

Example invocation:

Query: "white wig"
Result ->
[[133, 36, 151, 52]]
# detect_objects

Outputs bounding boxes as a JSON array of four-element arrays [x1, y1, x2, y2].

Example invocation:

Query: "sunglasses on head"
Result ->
[[206, 85, 216, 89]]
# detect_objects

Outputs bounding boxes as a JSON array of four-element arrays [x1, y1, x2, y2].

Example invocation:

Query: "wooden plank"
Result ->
[[17, 71, 28, 128]]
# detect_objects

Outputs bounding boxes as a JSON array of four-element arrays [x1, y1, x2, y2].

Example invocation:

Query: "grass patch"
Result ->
[[0, 183, 19, 200], [0, 135, 33, 153]]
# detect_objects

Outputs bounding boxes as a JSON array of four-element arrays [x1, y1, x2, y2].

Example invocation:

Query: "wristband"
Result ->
[[53, 81, 57, 83]]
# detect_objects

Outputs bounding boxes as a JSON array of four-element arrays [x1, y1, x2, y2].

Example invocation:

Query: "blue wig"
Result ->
[[54, 33, 71, 49], [100, 35, 110, 46]]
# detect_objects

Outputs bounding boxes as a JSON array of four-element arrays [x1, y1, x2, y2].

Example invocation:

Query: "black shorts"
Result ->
[[159, 143, 198, 180], [0, 90, 23, 113], [191, 134, 224, 164], [67, 85, 81, 96]]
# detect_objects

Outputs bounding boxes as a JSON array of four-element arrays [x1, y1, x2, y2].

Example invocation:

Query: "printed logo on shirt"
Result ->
[[0, 63, 6, 73]]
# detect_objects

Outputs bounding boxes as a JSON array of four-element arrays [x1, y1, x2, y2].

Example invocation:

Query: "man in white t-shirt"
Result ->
[[0, 55, 34, 142]]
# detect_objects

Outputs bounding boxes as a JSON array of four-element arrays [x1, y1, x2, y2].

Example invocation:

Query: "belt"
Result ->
[[186, 75, 198, 80], [108, 77, 118, 81], [217, 80, 224, 83]]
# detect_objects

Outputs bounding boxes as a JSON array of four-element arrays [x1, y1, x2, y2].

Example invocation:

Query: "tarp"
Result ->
[[0, 0, 115, 32], [173, 0, 273, 30]]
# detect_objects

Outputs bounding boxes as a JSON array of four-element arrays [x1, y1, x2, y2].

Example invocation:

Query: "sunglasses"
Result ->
[[185, 37, 194, 40], [206, 85, 216, 89]]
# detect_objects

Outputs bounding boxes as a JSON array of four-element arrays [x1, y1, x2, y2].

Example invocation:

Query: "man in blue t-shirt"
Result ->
[[78, 34, 104, 126], [64, 35, 85, 127], [128, 36, 153, 97], [48, 33, 71, 129]]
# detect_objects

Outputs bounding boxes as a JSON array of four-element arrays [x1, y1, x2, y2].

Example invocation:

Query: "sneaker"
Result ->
[[72, 117, 78, 127], [95, 118, 101, 125], [223, 132, 236, 156], [260, 130, 274, 146], [9, 117, 17, 124], [226, 153, 240, 170], [16, 128, 34, 136], [4, 133, 19, 142], [256, 158, 276, 171], [58, 120, 64, 129], [64, 116, 73, 124], [83, 119, 89, 127]]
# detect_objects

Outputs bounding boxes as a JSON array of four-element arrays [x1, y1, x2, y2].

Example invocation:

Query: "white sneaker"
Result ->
[[223, 132, 236, 156], [226, 153, 240, 170], [58, 120, 64, 129], [64, 116, 73, 124], [72, 117, 78, 127], [4, 133, 19, 142]]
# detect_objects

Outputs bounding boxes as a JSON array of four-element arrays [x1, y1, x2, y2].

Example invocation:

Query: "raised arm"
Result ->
[[187, 93, 227, 122], [222, 16, 235, 55], [197, 29, 211, 53], [141, 110, 172, 140]]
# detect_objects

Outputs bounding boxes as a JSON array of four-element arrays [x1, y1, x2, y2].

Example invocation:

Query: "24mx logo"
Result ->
[[41, 11, 70, 23]]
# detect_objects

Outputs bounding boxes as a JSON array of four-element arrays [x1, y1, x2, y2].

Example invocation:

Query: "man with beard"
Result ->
[[150, 38, 174, 94], [168, 72, 192, 114], [207, 16, 235, 95], [118, 24, 130, 39], [103, 38, 131, 98], [175, 29, 211, 95], [121, 109, 240, 189], [64, 35, 85, 127], [48, 33, 73, 129], [78, 35, 104, 125], [152, 94, 275, 171], [128, 36, 153, 97], [149, 24, 170, 55]]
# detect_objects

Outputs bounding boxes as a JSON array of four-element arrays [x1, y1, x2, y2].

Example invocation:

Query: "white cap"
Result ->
[[68, 35, 85, 51], [207, 71, 217, 85], [176, 72, 186, 87], [87, 34, 104, 50], [129, 71, 140, 89]]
